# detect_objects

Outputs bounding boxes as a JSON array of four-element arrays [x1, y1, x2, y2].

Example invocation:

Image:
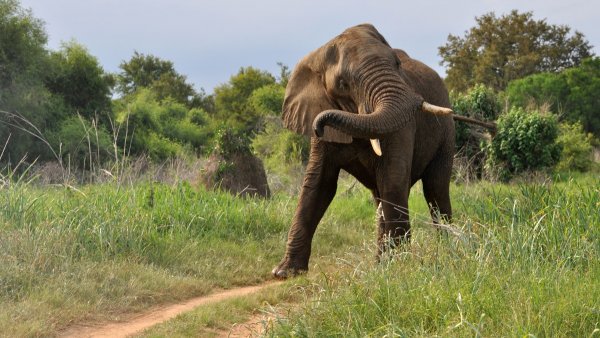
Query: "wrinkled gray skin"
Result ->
[[273, 24, 454, 278]]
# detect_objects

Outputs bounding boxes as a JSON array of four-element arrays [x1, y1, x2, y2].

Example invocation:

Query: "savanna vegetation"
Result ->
[[1, 0, 599, 336]]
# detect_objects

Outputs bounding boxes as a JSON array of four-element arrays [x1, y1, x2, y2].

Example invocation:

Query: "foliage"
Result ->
[[252, 118, 309, 193], [213, 126, 251, 159], [116, 51, 199, 107], [44, 41, 113, 117], [506, 57, 600, 137], [0, 0, 51, 162], [555, 122, 594, 172], [451, 85, 501, 178], [47, 115, 113, 167], [114, 89, 214, 160], [248, 83, 285, 117], [0, 2, 115, 167], [505, 72, 564, 112], [486, 107, 561, 179], [439, 10, 593, 92], [0, 0, 47, 90], [276, 61, 291, 88], [452, 85, 501, 147], [213, 67, 276, 131]]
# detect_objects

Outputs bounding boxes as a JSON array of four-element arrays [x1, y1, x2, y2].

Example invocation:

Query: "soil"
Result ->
[[60, 281, 283, 338], [201, 152, 271, 198]]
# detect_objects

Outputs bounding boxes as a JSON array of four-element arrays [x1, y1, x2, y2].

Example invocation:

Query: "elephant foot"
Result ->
[[272, 257, 308, 279]]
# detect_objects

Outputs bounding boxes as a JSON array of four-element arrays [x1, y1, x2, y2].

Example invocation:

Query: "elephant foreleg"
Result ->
[[376, 183, 411, 256], [375, 137, 414, 257], [273, 140, 340, 278]]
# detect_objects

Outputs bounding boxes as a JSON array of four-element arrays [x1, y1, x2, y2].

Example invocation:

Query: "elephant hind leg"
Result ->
[[421, 155, 453, 226]]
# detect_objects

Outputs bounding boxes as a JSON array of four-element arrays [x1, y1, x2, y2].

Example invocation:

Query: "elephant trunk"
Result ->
[[313, 61, 423, 139]]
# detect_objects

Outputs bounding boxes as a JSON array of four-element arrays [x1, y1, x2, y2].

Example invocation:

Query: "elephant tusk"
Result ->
[[370, 139, 382, 156], [422, 101, 453, 115]]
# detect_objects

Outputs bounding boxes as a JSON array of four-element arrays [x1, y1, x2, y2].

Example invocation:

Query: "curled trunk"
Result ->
[[313, 61, 423, 139]]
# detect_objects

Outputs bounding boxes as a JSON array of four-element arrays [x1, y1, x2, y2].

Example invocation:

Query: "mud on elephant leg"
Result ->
[[272, 140, 340, 279]]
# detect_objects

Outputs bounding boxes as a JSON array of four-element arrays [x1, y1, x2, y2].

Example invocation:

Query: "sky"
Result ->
[[19, 0, 599, 94]]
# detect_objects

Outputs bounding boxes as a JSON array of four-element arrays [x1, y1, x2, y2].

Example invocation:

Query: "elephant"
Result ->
[[272, 24, 455, 279]]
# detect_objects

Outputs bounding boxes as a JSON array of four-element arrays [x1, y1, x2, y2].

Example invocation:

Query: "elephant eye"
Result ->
[[337, 78, 348, 91]]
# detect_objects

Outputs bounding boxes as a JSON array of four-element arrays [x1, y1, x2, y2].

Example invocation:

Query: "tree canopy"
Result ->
[[116, 51, 197, 107], [213, 67, 277, 131], [44, 41, 113, 117], [506, 57, 600, 137], [439, 10, 594, 92], [0, 0, 47, 91]]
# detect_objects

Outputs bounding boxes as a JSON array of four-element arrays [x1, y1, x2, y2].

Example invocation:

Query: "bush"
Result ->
[[487, 107, 561, 180], [451, 85, 501, 179], [114, 89, 213, 160], [555, 122, 594, 172], [48, 116, 113, 168], [252, 118, 309, 193], [214, 126, 251, 159]]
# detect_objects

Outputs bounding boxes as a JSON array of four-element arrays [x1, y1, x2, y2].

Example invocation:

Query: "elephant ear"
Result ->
[[282, 57, 353, 143]]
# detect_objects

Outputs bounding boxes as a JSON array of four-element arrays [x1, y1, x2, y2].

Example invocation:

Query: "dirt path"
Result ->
[[60, 281, 283, 338]]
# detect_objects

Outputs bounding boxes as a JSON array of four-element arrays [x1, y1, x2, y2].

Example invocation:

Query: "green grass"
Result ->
[[2, 173, 598, 337], [267, 175, 600, 337], [0, 176, 373, 337]]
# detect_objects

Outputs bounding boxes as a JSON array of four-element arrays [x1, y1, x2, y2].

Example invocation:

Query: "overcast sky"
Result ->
[[19, 0, 599, 94]]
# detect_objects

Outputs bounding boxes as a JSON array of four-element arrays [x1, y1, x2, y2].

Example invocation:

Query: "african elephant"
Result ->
[[272, 24, 455, 278]]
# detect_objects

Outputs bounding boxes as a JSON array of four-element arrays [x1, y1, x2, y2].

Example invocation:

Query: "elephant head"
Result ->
[[282, 24, 451, 154]]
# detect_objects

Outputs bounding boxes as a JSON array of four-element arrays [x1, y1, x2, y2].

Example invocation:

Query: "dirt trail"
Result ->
[[60, 281, 283, 338]]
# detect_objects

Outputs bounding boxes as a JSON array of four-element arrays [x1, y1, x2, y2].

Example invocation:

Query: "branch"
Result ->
[[452, 114, 497, 136]]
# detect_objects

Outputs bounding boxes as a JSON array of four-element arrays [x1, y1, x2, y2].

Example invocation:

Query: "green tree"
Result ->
[[0, 0, 54, 163], [44, 41, 112, 117], [504, 72, 566, 112], [0, 0, 47, 91], [248, 83, 285, 117], [439, 10, 593, 92], [213, 67, 276, 131], [116, 51, 198, 107], [506, 57, 600, 137]]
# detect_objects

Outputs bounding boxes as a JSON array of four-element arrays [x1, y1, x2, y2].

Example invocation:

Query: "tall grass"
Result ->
[[0, 180, 286, 336], [269, 175, 600, 337], [0, 172, 374, 336]]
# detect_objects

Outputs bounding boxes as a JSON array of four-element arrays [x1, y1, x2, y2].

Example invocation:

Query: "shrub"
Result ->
[[214, 126, 251, 159], [451, 85, 501, 179], [114, 89, 213, 159], [487, 107, 561, 180], [252, 118, 309, 193], [48, 116, 113, 168], [555, 122, 594, 172]]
